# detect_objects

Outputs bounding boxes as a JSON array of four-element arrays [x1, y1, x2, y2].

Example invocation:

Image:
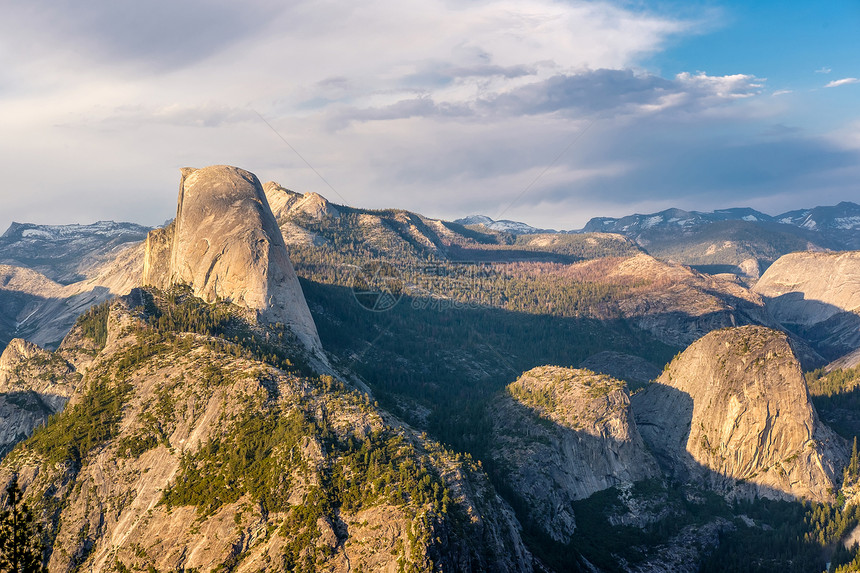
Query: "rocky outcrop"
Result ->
[[489, 366, 660, 543], [259, 184, 332, 248], [0, 291, 530, 572], [0, 338, 75, 399], [141, 221, 173, 289], [0, 338, 76, 455], [754, 251, 860, 359], [0, 240, 144, 351], [143, 166, 323, 356], [264, 182, 340, 222], [633, 325, 846, 501]]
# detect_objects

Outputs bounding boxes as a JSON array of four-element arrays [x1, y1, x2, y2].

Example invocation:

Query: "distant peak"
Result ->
[[454, 214, 551, 234], [455, 215, 494, 225], [1, 222, 25, 238]]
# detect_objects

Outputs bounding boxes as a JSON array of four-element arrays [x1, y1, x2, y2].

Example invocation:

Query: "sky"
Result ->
[[1, 0, 858, 232]]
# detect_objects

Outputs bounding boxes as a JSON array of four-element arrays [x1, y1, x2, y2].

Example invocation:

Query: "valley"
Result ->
[[2, 165, 860, 571]]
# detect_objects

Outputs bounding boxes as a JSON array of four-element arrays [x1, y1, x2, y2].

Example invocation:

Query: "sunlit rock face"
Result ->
[[633, 325, 846, 502], [143, 165, 322, 355], [754, 250, 860, 359]]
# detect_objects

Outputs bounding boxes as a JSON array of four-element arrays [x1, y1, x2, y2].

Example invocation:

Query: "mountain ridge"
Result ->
[[4, 166, 860, 571], [0, 288, 532, 571]]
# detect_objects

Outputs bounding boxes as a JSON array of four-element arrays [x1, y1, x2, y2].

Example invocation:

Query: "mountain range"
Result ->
[[461, 201, 860, 239], [1, 166, 860, 571], [462, 201, 860, 280]]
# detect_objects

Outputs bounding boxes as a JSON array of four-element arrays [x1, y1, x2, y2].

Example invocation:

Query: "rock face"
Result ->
[[0, 291, 531, 572], [490, 366, 660, 543], [633, 326, 846, 501], [264, 182, 340, 222], [0, 240, 143, 352], [141, 221, 173, 291], [143, 166, 322, 355], [754, 251, 860, 359], [595, 253, 774, 348], [0, 338, 76, 455]]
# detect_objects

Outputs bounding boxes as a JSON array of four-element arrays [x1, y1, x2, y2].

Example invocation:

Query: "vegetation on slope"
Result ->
[[807, 366, 860, 442], [74, 300, 110, 350], [25, 376, 130, 467], [5, 285, 501, 572]]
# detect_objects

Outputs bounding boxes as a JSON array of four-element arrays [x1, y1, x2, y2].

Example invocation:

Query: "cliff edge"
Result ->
[[143, 166, 323, 356]]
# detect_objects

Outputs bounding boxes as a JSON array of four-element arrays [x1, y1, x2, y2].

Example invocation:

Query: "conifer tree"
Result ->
[[850, 437, 859, 479], [0, 479, 46, 573]]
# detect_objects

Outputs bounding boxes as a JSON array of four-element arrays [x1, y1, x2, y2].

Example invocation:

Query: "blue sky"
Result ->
[[0, 0, 858, 232], [647, 0, 859, 129]]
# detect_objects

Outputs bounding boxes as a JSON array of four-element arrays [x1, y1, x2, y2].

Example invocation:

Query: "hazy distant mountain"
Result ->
[[579, 203, 860, 280], [456, 203, 860, 281], [458, 202, 860, 241], [582, 202, 860, 240], [0, 220, 150, 284], [775, 201, 860, 250], [582, 207, 775, 234], [454, 214, 554, 234], [777, 201, 860, 231]]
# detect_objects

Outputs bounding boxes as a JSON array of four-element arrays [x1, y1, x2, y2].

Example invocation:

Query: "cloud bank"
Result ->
[[0, 0, 857, 231]]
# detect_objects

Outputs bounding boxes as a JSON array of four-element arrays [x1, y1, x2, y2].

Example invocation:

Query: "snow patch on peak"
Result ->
[[456, 215, 495, 226], [835, 216, 860, 230], [642, 215, 663, 229], [454, 214, 548, 234]]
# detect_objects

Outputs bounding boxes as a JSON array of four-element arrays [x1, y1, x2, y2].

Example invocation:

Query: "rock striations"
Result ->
[[0, 338, 76, 455], [143, 166, 323, 356], [490, 366, 660, 543], [633, 325, 846, 502], [754, 250, 860, 359], [0, 243, 144, 351]]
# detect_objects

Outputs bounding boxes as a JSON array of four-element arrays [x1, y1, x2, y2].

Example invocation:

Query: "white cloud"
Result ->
[[815, 67, 832, 74], [0, 0, 856, 233], [675, 72, 763, 99], [0, 0, 700, 229], [76, 103, 258, 130], [825, 78, 859, 88]]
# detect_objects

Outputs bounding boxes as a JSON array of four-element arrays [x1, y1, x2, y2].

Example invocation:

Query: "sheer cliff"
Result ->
[[489, 366, 659, 543], [754, 250, 860, 359], [633, 325, 846, 501], [142, 166, 323, 357]]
